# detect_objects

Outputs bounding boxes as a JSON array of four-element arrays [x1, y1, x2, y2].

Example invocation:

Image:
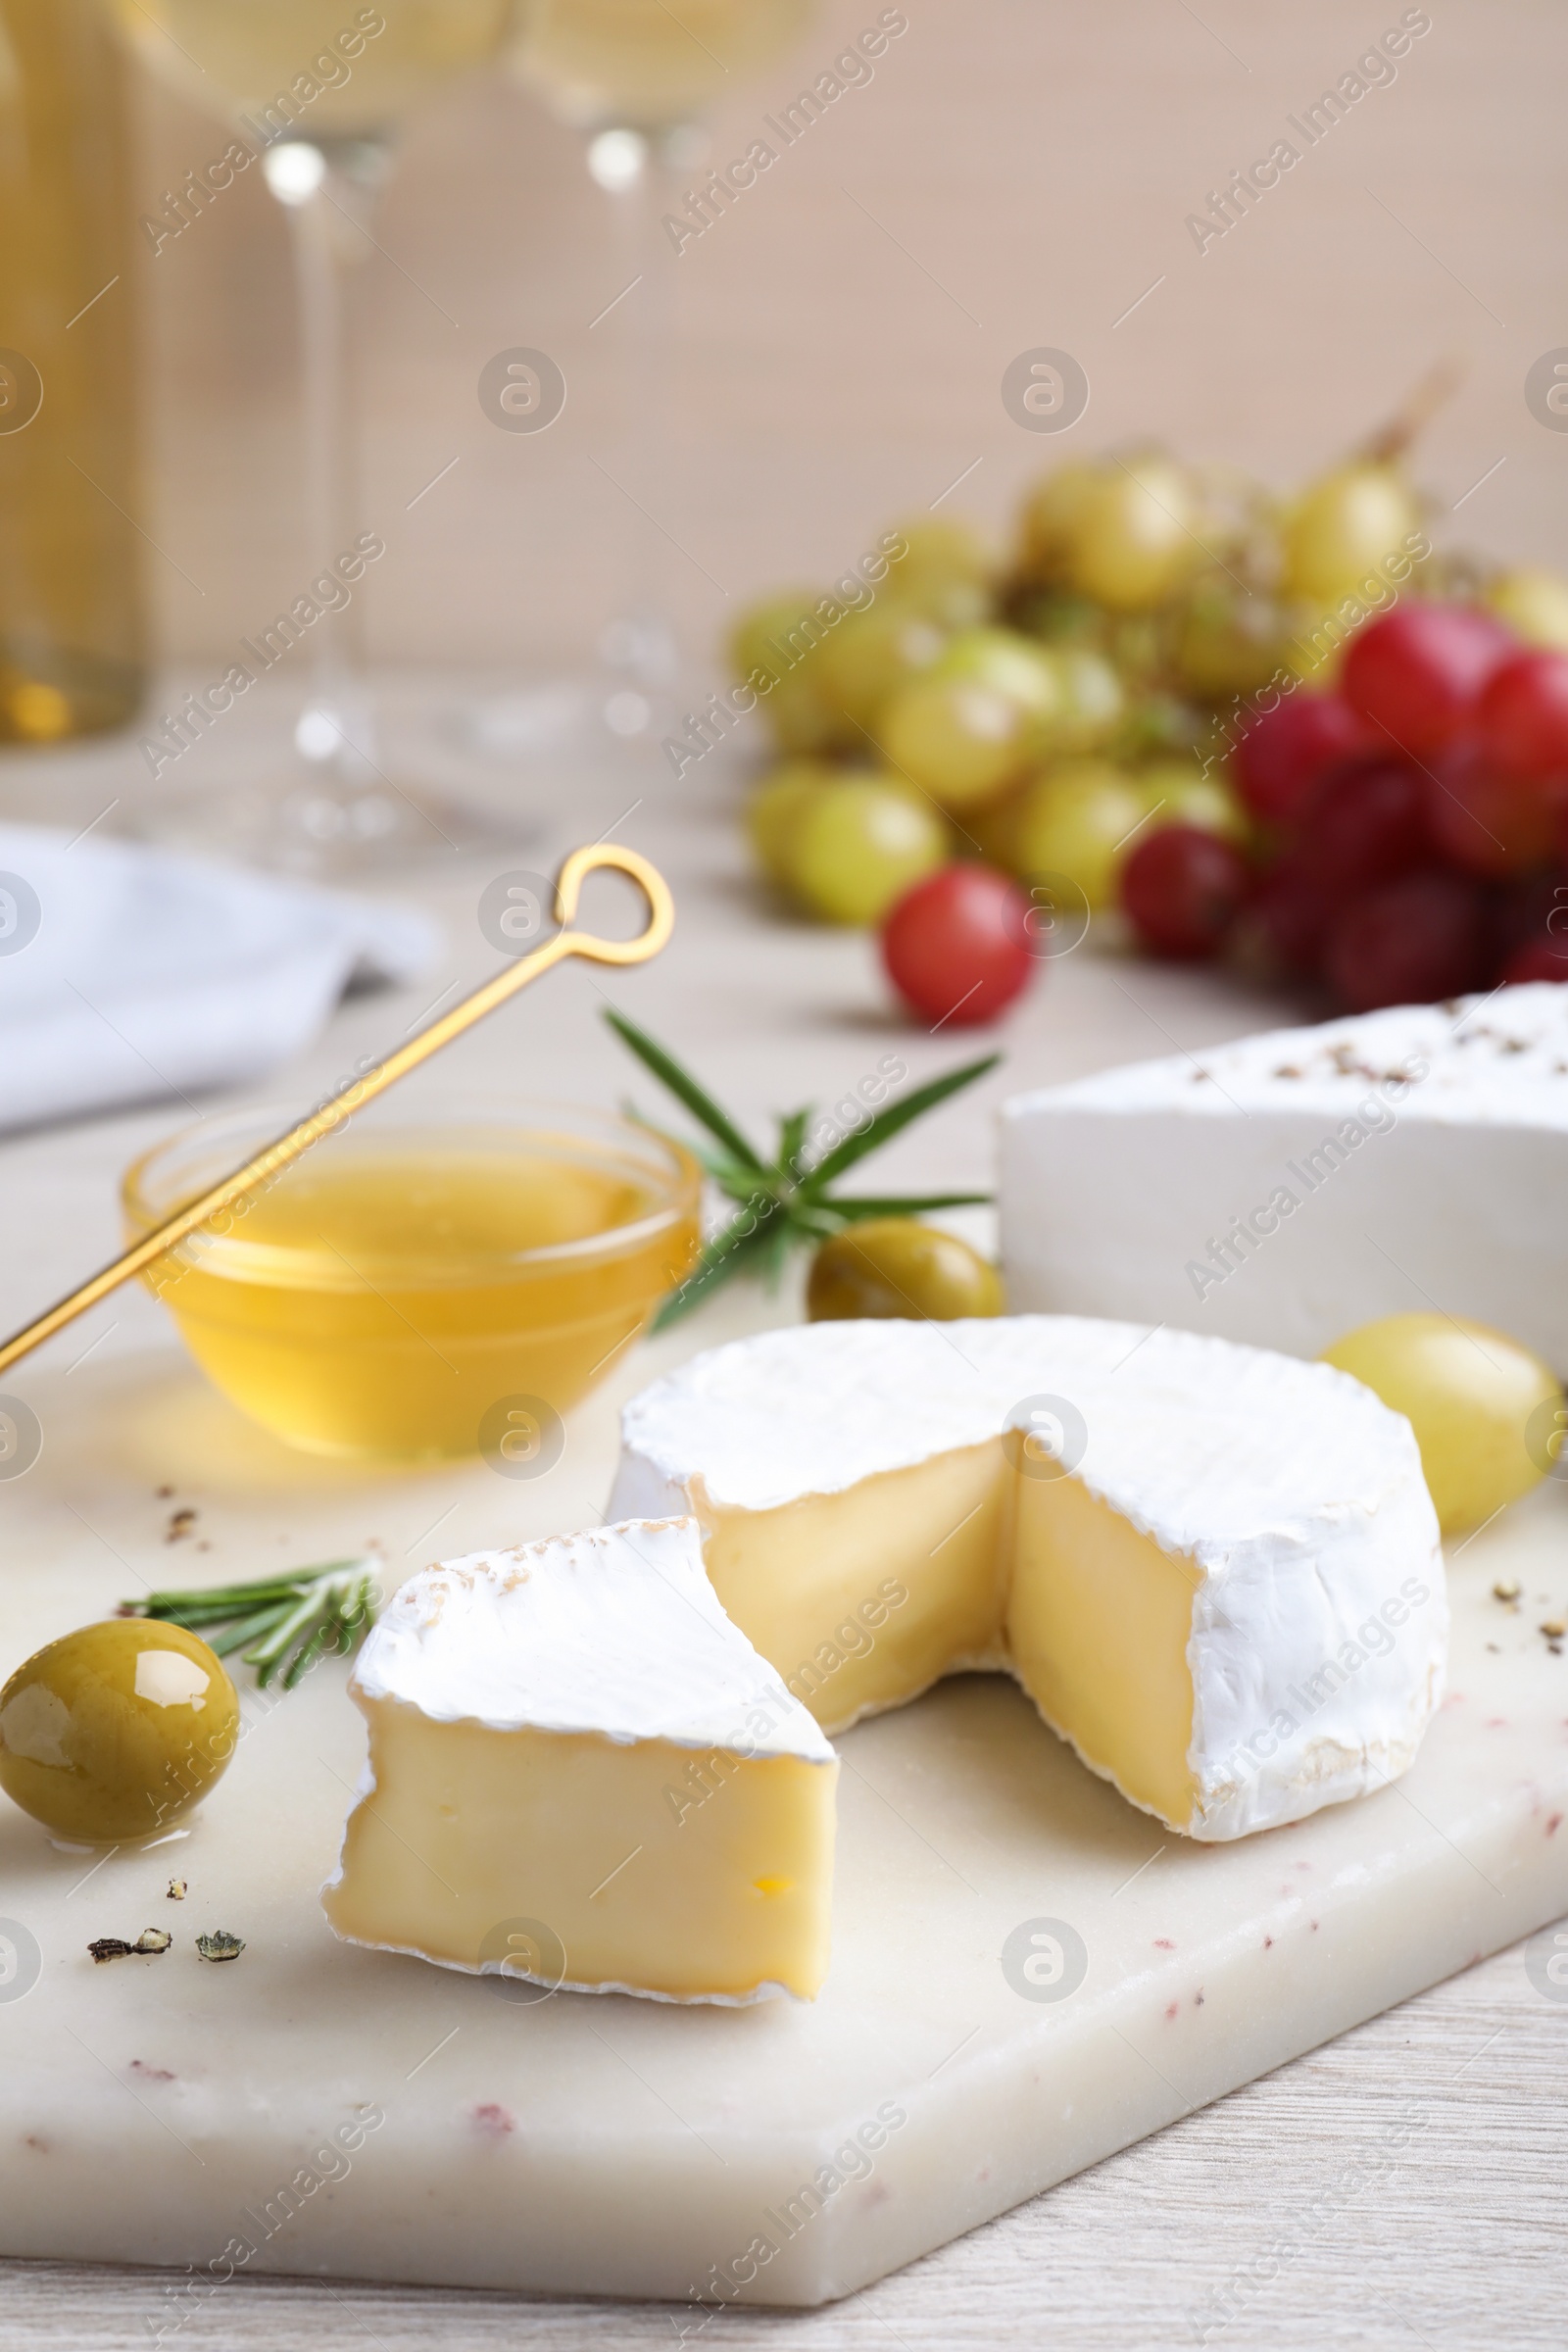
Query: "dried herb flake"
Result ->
[[195, 1931, 245, 1963]]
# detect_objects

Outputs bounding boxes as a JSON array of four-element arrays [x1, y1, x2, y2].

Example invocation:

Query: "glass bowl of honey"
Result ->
[[122, 1100, 703, 1460]]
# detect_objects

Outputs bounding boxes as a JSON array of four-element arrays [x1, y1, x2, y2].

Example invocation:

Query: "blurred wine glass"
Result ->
[[476, 0, 817, 760], [108, 0, 518, 870], [515, 0, 817, 129]]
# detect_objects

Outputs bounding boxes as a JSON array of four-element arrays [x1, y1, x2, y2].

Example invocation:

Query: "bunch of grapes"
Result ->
[[1222, 607, 1568, 1007], [730, 411, 1568, 1023]]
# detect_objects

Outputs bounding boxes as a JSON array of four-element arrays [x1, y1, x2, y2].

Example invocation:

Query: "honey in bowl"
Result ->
[[122, 1102, 701, 1460]]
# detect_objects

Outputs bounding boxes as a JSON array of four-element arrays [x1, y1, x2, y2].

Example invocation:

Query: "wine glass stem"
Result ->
[[629, 151, 667, 667], [267, 139, 391, 775], [289, 184, 357, 720], [605, 132, 683, 696]]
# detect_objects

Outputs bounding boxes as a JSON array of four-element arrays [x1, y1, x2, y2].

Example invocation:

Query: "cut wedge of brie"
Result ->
[[322, 1519, 838, 2002], [610, 1316, 1445, 1842], [1000, 981, 1568, 1367]]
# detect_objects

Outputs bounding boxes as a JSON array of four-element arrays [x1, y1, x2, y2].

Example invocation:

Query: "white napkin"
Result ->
[[0, 822, 440, 1135]]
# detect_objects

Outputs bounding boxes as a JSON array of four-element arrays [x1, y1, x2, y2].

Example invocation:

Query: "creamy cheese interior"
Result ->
[[324, 1711, 837, 2003], [698, 1441, 1010, 1729], [1006, 1470, 1200, 1829], [695, 1442, 1203, 1830]]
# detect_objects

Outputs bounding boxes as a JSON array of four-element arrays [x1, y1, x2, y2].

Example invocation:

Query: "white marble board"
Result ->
[[1, 1325, 1566, 2312]]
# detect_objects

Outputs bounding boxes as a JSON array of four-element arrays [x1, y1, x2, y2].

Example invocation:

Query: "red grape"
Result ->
[[1233, 693, 1367, 825], [1324, 870, 1488, 1011], [1298, 757, 1430, 895], [1243, 853, 1336, 975], [1120, 825, 1250, 960], [1477, 650, 1568, 783], [1488, 870, 1568, 979], [1342, 603, 1511, 758], [1425, 741, 1561, 878], [880, 863, 1035, 1026], [1500, 938, 1568, 984]]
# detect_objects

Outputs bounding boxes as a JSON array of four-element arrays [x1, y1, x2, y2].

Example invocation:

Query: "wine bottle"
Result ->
[[0, 0, 144, 744]]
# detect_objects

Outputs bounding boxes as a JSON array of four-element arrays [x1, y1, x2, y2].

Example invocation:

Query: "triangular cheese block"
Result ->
[[1002, 981, 1568, 1362], [322, 1518, 837, 2002]]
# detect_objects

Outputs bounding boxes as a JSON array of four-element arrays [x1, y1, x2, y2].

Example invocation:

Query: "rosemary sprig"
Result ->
[[605, 1010, 998, 1329], [121, 1557, 381, 1690]]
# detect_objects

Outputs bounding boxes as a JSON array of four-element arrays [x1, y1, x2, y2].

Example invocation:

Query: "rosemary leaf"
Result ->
[[805, 1192, 995, 1219], [248, 1585, 337, 1685], [804, 1054, 1001, 1188], [605, 1009, 767, 1174], [281, 1618, 337, 1690], [201, 1603, 298, 1658], [710, 1164, 777, 1207], [126, 1579, 315, 1620], [777, 1105, 813, 1174]]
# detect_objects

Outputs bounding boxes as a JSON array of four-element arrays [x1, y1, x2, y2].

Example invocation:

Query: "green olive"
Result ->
[[0, 1619, 239, 1844], [808, 1219, 1004, 1323]]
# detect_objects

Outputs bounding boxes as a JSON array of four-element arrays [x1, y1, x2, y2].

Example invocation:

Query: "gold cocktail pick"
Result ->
[[0, 841, 674, 1381]]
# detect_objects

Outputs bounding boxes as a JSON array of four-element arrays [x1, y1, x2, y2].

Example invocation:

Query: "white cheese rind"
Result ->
[[350, 1517, 832, 1761], [999, 981, 1568, 1368], [610, 1317, 1446, 1839]]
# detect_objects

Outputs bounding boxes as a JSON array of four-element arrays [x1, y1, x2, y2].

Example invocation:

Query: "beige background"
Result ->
[[130, 0, 1568, 687]]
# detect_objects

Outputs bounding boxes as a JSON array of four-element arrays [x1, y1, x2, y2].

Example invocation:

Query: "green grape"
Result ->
[[1320, 1313, 1561, 1536], [1008, 760, 1149, 908], [1067, 455, 1202, 612], [730, 592, 846, 755], [916, 577, 995, 630], [1280, 602, 1351, 688], [818, 601, 948, 731], [1121, 690, 1206, 758], [967, 785, 1024, 868], [1106, 611, 1178, 687], [785, 777, 950, 924], [747, 760, 836, 883], [1137, 759, 1250, 843], [1016, 463, 1102, 583], [1484, 566, 1568, 654], [886, 516, 993, 596], [1176, 579, 1286, 697], [1279, 463, 1421, 607], [770, 672, 847, 755], [731, 591, 815, 686], [1049, 647, 1125, 754], [877, 674, 1038, 811], [932, 626, 1064, 717], [1010, 589, 1107, 652], [867, 764, 947, 816]]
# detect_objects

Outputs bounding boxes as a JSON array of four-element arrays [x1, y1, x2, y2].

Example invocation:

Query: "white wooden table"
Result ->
[[0, 750, 1563, 2349]]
